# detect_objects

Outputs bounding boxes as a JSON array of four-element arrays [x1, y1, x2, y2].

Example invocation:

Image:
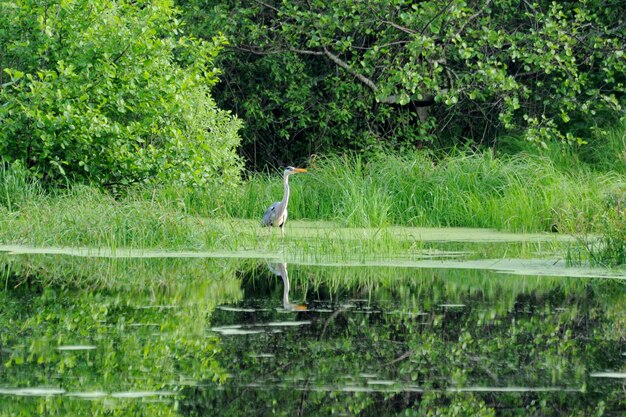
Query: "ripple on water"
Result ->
[[110, 391, 175, 398], [65, 391, 108, 399], [590, 372, 626, 379], [211, 327, 265, 336], [265, 321, 311, 327], [249, 353, 275, 358], [447, 386, 583, 393], [57, 345, 97, 351], [218, 306, 257, 312], [0, 387, 66, 396], [366, 380, 396, 386]]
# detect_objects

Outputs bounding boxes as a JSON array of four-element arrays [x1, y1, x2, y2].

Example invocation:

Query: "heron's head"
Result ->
[[284, 166, 307, 175]]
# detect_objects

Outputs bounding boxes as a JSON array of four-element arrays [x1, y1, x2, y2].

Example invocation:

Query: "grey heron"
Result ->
[[262, 166, 307, 237]]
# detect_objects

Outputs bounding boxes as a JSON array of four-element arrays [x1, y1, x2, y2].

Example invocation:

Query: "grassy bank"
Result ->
[[0, 151, 623, 264], [141, 151, 624, 231]]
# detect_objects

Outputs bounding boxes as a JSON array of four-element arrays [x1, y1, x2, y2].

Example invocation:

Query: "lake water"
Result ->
[[0, 236, 624, 416]]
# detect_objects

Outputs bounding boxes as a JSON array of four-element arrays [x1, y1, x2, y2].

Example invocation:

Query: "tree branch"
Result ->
[[380, 20, 416, 35], [233, 44, 436, 107], [323, 48, 435, 106], [252, 0, 280, 14], [290, 48, 323, 56], [323, 48, 414, 104], [322, 48, 379, 93], [418, 0, 456, 37], [386, 349, 414, 366]]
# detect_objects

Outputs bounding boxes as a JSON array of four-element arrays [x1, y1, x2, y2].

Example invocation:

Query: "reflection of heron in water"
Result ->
[[267, 262, 307, 311]]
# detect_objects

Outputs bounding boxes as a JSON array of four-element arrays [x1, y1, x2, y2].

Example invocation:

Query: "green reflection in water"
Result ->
[[0, 255, 245, 416], [185, 262, 625, 417], [0, 254, 623, 416]]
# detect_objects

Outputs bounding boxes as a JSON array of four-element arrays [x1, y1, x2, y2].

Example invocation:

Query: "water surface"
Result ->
[[0, 239, 624, 416]]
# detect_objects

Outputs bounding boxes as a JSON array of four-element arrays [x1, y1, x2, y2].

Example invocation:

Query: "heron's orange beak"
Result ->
[[294, 168, 307, 173]]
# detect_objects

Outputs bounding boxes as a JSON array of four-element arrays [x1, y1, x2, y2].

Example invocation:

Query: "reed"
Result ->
[[115, 151, 623, 234], [565, 200, 626, 268], [234, 151, 619, 232]]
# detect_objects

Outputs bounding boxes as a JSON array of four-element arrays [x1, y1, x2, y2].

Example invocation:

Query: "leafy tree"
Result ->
[[180, 0, 625, 168], [0, 0, 242, 186]]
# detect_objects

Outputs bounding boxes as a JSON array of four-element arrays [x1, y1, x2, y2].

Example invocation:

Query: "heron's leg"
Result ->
[[280, 225, 285, 238]]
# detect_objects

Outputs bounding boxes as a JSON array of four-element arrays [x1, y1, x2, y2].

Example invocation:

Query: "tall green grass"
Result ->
[[0, 151, 623, 264], [565, 200, 626, 268], [228, 151, 621, 232], [497, 120, 626, 175], [0, 161, 44, 211]]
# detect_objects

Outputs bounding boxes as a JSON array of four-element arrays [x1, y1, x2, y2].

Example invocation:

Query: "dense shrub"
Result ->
[[0, 0, 242, 187]]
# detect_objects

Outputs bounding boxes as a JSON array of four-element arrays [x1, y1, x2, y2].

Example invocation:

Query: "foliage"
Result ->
[[179, 0, 626, 168], [0, 0, 242, 186], [577, 120, 626, 174]]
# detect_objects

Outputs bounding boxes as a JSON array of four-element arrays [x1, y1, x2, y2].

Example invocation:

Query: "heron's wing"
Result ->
[[262, 202, 281, 226]]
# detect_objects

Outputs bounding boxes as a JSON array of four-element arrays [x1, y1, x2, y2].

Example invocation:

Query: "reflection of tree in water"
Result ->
[[2, 254, 621, 416], [0, 256, 241, 417], [181, 264, 625, 417]]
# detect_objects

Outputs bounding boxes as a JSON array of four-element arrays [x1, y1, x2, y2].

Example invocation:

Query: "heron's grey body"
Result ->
[[261, 166, 306, 237], [262, 201, 287, 227]]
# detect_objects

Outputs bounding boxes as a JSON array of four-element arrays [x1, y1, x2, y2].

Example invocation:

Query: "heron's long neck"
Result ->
[[280, 174, 291, 209]]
